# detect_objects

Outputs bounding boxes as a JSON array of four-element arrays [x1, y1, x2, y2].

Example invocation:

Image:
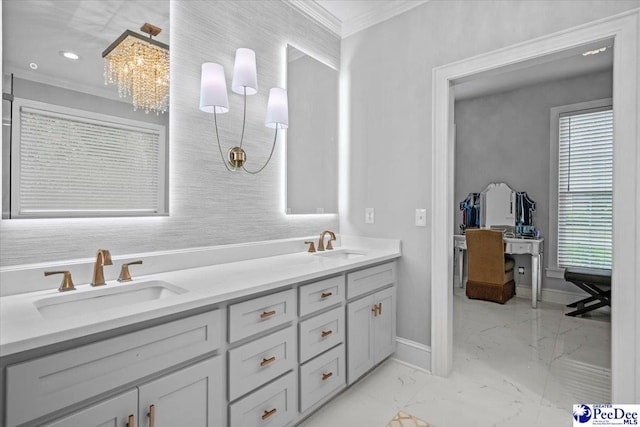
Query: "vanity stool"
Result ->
[[564, 267, 611, 316]]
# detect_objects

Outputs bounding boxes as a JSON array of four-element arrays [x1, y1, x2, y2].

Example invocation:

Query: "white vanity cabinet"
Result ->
[[5, 310, 225, 427], [297, 276, 347, 415], [45, 356, 224, 427], [1, 255, 400, 427], [346, 262, 397, 385]]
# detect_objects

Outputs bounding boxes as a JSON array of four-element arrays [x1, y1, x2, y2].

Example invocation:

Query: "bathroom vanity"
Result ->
[[0, 238, 399, 427]]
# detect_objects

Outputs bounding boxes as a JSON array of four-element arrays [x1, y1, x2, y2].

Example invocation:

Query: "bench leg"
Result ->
[[565, 281, 611, 316]]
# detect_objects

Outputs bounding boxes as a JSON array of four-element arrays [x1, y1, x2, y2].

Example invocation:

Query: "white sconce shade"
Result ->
[[232, 48, 258, 95], [200, 63, 229, 113], [265, 88, 289, 129]]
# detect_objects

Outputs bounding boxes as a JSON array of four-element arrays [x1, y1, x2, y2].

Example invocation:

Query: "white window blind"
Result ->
[[557, 107, 612, 269], [11, 99, 167, 218]]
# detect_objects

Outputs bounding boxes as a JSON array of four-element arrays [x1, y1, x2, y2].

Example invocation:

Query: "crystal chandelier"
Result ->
[[102, 23, 169, 114]]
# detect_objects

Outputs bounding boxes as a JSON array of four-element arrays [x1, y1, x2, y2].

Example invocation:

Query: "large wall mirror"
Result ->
[[286, 45, 338, 215], [1, 0, 170, 219]]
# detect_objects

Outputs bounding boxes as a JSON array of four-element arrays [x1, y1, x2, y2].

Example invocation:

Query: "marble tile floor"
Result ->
[[299, 288, 611, 427]]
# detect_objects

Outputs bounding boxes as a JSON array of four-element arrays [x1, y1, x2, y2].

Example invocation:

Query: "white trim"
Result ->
[[545, 267, 566, 279], [515, 284, 591, 307], [431, 9, 640, 403], [341, 1, 430, 39], [283, 0, 429, 39], [548, 98, 613, 272], [393, 337, 432, 373], [282, 0, 341, 37]]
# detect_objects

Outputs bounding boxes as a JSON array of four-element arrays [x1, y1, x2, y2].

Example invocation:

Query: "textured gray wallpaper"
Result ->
[[0, 1, 340, 266]]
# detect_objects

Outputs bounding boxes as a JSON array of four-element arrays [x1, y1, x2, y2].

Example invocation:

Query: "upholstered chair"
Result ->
[[465, 229, 516, 304]]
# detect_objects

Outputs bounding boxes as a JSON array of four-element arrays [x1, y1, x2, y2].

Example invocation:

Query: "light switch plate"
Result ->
[[365, 208, 375, 224], [415, 208, 427, 227]]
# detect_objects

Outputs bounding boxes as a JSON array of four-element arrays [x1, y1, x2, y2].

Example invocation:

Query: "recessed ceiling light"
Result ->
[[582, 47, 608, 56], [60, 51, 80, 60], [29, 62, 38, 70]]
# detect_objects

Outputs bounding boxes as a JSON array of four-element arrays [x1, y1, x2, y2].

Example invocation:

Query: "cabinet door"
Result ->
[[44, 389, 137, 427], [346, 294, 374, 385], [373, 286, 396, 363], [138, 356, 224, 427]]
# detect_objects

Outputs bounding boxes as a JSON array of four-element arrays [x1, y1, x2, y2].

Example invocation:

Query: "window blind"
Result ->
[[557, 108, 613, 269], [12, 101, 166, 218]]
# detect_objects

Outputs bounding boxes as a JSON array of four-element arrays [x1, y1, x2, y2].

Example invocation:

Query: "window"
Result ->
[[549, 99, 612, 272], [10, 98, 167, 218]]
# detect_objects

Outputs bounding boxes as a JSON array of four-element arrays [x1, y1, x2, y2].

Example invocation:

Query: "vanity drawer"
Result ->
[[229, 371, 297, 427], [299, 306, 344, 363], [507, 241, 532, 254], [347, 262, 396, 300], [228, 326, 296, 401], [300, 344, 345, 412], [6, 310, 223, 427], [299, 275, 345, 317], [229, 289, 296, 343]]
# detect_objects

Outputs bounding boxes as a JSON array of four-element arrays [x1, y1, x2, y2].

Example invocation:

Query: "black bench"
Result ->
[[564, 267, 611, 316]]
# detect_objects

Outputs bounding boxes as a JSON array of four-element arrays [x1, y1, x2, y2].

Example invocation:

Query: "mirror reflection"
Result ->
[[2, 0, 170, 219], [286, 45, 338, 215]]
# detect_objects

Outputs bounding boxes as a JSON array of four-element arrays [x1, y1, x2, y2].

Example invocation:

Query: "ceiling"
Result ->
[[453, 38, 614, 100], [2, 0, 169, 101], [2, 1, 613, 104]]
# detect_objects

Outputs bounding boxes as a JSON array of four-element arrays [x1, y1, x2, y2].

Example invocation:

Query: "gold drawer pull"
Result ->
[[148, 404, 155, 427], [321, 291, 333, 299], [321, 329, 333, 338], [260, 310, 276, 319], [378, 302, 382, 315], [127, 414, 135, 427], [260, 356, 276, 367], [262, 408, 277, 420], [371, 304, 379, 317], [322, 372, 333, 381]]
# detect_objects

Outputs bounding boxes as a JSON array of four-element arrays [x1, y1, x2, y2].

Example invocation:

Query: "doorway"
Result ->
[[430, 10, 639, 403]]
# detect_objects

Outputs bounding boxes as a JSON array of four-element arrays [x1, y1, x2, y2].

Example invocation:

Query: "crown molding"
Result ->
[[283, 0, 430, 39], [342, 0, 430, 38], [283, 0, 342, 37]]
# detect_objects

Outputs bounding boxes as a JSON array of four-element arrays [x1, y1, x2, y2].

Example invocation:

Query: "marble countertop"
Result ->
[[0, 245, 400, 357]]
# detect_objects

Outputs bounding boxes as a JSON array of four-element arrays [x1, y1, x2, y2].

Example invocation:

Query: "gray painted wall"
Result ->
[[454, 70, 613, 292], [340, 0, 639, 347], [0, 1, 340, 269]]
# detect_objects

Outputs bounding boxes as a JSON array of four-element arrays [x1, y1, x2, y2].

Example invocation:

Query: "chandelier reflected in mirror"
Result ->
[[102, 23, 170, 114]]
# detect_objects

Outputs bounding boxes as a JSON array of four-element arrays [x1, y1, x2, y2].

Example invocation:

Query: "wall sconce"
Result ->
[[200, 48, 288, 174]]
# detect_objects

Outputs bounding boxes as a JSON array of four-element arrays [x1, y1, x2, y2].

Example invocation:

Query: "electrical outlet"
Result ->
[[518, 266, 525, 275], [365, 208, 375, 224], [415, 208, 427, 227]]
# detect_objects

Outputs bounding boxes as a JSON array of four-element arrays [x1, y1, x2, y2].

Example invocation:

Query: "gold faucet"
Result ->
[[91, 249, 113, 286], [44, 271, 76, 292], [318, 230, 336, 251]]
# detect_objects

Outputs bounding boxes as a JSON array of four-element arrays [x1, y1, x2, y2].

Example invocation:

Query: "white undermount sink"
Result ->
[[34, 280, 187, 319], [313, 250, 365, 260]]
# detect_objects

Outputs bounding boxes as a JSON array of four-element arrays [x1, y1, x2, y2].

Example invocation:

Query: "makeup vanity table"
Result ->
[[456, 182, 544, 308]]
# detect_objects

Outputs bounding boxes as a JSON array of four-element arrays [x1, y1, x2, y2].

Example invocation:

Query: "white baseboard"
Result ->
[[515, 283, 589, 306], [392, 337, 431, 373], [456, 275, 590, 307]]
